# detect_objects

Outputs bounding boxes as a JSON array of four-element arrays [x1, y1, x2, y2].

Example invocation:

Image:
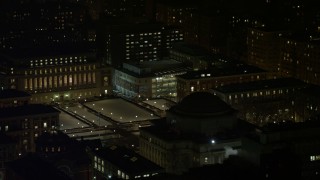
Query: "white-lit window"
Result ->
[[310, 155, 320, 161], [43, 122, 47, 128]]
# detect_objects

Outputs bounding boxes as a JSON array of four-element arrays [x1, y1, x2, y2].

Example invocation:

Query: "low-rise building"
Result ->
[[212, 78, 307, 126], [114, 59, 191, 100], [91, 145, 164, 179], [0, 104, 60, 154], [0, 134, 17, 179], [176, 64, 273, 101], [294, 85, 320, 121], [241, 117, 320, 180], [5, 154, 72, 180], [0, 89, 31, 108], [35, 131, 94, 180]]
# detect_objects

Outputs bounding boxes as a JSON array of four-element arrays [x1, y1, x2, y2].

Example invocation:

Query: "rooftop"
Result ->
[[214, 78, 307, 93], [260, 115, 320, 133], [171, 92, 235, 116], [141, 119, 253, 144], [157, 0, 198, 8], [171, 42, 211, 57], [36, 131, 71, 146], [0, 133, 16, 144], [0, 89, 31, 99], [0, 104, 60, 118], [5, 154, 71, 180], [298, 84, 320, 98], [119, 59, 192, 77], [106, 20, 177, 33], [0, 45, 97, 68], [177, 64, 265, 80], [95, 145, 164, 175]]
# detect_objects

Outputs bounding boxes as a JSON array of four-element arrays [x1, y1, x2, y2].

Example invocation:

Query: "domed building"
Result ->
[[139, 92, 254, 174], [166, 92, 237, 136]]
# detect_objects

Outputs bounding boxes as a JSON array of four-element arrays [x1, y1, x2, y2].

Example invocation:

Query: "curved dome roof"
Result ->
[[172, 92, 234, 116]]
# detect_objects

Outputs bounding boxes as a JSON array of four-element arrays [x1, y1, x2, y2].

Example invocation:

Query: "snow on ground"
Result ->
[[85, 98, 159, 123], [59, 111, 89, 130], [66, 104, 112, 126], [143, 98, 175, 111]]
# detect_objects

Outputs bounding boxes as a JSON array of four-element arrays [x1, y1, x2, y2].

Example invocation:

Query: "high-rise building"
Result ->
[[280, 35, 320, 85], [246, 27, 285, 72], [101, 0, 146, 18], [104, 21, 183, 67], [0, 0, 95, 52]]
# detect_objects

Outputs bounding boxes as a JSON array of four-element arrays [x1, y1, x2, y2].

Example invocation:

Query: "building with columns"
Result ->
[[0, 49, 112, 103]]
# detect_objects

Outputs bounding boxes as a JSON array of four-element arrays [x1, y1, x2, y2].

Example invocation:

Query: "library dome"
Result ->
[[172, 92, 233, 116]]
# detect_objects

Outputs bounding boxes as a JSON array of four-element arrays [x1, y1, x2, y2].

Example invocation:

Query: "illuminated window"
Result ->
[[310, 155, 320, 161], [43, 122, 47, 128]]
